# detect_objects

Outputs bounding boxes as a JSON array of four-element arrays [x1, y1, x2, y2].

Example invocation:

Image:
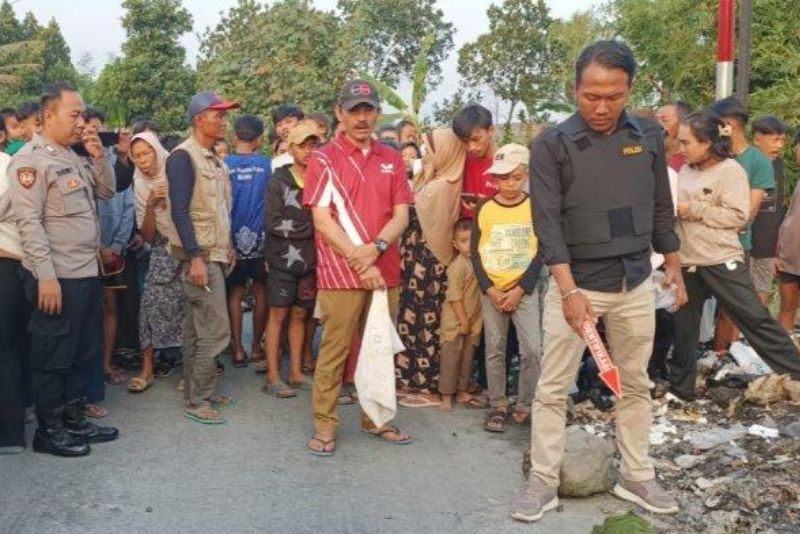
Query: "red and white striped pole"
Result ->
[[716, 0, 736, 100]]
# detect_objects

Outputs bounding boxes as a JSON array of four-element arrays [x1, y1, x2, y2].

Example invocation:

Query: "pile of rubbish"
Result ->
[[524, 346, 800, 533]]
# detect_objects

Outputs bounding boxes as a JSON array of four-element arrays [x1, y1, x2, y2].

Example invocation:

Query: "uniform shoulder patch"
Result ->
[[17, 167, 37, 189]]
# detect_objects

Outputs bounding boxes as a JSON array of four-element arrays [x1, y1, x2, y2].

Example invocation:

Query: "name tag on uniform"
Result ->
[[56, 167, 74, 177], [621, 144, 644, 157]]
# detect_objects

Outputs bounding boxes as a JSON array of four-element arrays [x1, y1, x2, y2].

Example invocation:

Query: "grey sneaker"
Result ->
[[612, 477, 679, 514], [511, 476, 559, 523]]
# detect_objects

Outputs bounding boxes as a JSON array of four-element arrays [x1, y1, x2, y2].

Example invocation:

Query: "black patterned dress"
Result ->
[[139, 234, 185, 350], [395, 208, 447, 393]]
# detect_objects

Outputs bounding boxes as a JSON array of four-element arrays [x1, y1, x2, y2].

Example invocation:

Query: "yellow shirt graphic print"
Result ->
[[477, 197, 537, 291]]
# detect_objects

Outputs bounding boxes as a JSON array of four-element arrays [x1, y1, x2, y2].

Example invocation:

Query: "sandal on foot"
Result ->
[[337, 391, 355, 405], [154, 361, 174, 379], [398, 394, 440, 408], [209, 394, 237, 406], [104, 370, 127, 386], [84, 404, 109, 419], [307, 435, 336, 457], [128, 376, 154, 393], [252, 360, 268, 374], [184, 403, 225, 425], [232, 353, 249, 368], [288, 377, 309, 389], [484, 410, 508, 433], [360, 425, 412, 445], [262, 381, 297, 399], [459, 396, 489, 409], [511, 411, 531, 427]]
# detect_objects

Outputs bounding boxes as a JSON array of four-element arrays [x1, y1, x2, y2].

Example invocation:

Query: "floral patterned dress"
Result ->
[[395, 208, 447, 393], [139, 233, 185, 349]]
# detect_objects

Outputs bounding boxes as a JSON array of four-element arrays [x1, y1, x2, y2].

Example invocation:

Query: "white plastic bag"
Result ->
[[729, 340, 774, 376], [652, 270, 678, 312], [355, 289, 405, 428]]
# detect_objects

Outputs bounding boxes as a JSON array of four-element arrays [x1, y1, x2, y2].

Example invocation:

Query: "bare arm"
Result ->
[[748, 189, 765, 223], [140, 202, 158, 243], [451, 300, 469, 331], [346, 203, 409, 274], [377, 203, 409, 245]]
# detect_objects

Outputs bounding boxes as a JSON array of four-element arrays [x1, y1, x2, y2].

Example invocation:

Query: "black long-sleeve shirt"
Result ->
[[530, 112, 679, 292], [166, 149, 201, 258], [471, 195, 543, 295]]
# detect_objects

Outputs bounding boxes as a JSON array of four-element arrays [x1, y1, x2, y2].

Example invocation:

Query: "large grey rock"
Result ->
[[558, 426, 616, 497]]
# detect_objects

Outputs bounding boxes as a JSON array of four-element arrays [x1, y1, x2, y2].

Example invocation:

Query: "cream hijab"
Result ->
[[132, 131, 172, 237], [413, 128, 467, 266]]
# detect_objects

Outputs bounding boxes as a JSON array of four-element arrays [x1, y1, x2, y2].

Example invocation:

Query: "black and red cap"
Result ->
[[338, 79, 381, 111]]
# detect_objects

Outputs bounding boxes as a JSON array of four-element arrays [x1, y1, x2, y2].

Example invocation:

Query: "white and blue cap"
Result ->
[[187, 91, 240, 122]]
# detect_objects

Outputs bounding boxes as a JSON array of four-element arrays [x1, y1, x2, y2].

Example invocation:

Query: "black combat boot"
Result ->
[[32, 406, 91, 457], [63, 399, 119, 443]]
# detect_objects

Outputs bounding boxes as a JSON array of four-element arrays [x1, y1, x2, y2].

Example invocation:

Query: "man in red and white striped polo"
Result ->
[[303, 79, 414, 456]]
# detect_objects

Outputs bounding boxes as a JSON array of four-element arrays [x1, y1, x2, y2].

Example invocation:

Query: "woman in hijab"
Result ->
[[395, 128, 470, 407], [127, 131, 186, 392]]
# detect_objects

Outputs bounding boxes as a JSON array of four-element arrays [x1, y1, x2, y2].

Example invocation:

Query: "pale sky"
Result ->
[[13, 0, 605, 114]]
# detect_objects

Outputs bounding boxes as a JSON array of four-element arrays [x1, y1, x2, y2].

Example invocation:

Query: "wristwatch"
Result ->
[[374, 238, 389, 254]]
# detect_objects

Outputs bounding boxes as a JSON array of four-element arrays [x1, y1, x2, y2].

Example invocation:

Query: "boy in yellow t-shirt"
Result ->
[[472, 143, 543, 433]]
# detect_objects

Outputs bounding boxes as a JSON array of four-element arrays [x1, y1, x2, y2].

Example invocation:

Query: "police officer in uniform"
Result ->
[[9, 83, 119, 457], [512, 41, 688, 522]]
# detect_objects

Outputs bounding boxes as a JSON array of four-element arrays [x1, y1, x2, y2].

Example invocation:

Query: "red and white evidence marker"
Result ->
[[581, 318, 623, 399]]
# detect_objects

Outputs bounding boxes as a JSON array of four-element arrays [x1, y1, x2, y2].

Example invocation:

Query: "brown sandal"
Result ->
[[128, 376, 154, 393], [484, 410, 507, 433], [459, 395, 489, 409], [84, 404, 109, 419]]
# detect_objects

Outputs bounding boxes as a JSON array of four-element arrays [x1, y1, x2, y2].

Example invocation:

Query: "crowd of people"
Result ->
[[1, 39, 800, 522]]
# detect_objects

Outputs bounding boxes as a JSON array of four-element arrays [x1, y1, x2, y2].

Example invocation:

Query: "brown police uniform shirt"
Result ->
[[440, 254, 483, 346], [8, 133, 116, 280]]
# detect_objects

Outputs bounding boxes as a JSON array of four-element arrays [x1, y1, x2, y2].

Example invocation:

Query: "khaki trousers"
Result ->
[[182, 262, 230, 406], [531, 277, 655, 486], [438, 336, 476, 395], [312, 288, 399, 436]]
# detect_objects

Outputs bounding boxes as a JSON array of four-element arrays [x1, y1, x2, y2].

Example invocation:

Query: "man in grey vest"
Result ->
[[512, 41, 687, 522], [167, 91, 239, 425]]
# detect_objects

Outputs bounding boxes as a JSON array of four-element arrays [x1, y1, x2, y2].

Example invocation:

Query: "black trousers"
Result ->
[[671, 262, 800, 398], [0, 259, 29, 447], [648, 309, 674, 381], [115, 252, 141, 352], [21, 269, 102, 412]]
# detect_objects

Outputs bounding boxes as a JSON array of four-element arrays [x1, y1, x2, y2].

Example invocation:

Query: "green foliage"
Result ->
[[337, 0, 454, 91], [609, 0, 800, 190], [548, 8, 612, 110], [360, 33, 436, 127], [612, 0, 717, 107], [94, 0, 196, 130], [428, 87, 484, 128], [198, 0, 345, 123], [0, 0, 77, 105], [457, 0, 562, 132]]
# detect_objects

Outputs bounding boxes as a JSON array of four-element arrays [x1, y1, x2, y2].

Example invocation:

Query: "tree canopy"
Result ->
[[0, 0, 77, 104], [94, 0, 196, 130]]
